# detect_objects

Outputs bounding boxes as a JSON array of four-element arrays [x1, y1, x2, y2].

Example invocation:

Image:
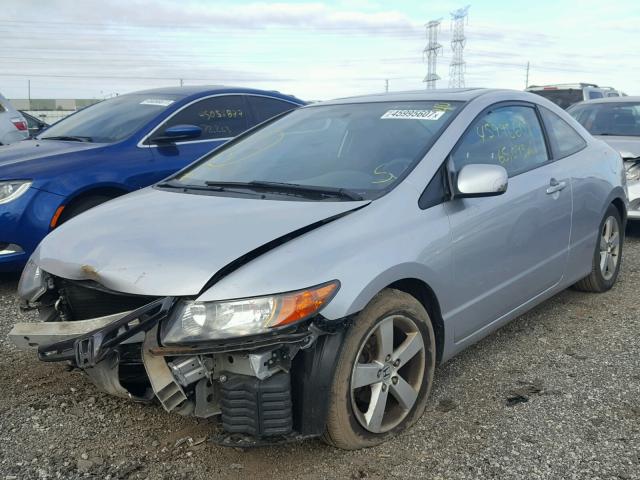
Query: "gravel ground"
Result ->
[[1, 229, 639, 480]]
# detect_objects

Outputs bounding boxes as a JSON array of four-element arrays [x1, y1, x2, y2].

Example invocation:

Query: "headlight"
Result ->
[[0, 180, 32, 205], [162, 281, 339, 343], [17, 258, 48, 303], [626, 163, 640, 183]]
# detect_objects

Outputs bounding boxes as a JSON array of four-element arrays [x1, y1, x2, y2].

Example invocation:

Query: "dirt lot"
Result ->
[[1, 229, 639, 480]]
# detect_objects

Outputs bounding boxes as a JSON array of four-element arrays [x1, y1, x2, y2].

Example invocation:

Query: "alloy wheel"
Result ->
[[599, 215, 620, 281], [350, 314, 426, 434]]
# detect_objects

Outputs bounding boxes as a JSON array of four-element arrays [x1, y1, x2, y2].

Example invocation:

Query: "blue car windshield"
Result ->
[[174, 100, 462, 199], [38, 94, 180, 143]]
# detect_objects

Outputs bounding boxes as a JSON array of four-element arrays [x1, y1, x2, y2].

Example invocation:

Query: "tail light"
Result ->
[[11, 118, 28, 131]]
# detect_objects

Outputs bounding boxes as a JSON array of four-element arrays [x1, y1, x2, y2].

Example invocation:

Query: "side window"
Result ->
[[540, 107, 587, 158], [159, 95, 248, 141], [451, 105, 549, 177], [588, 91, 604, 99], [247, 96, 298, 125]]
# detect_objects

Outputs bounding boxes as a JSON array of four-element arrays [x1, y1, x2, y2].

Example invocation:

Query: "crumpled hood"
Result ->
[[595, 136, 640, 159], [34, 187, 369, 296]]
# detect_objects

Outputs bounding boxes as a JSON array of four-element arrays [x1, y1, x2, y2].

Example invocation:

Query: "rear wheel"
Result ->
[[573, 204, 623, 292], [323, 289, 436, 449]]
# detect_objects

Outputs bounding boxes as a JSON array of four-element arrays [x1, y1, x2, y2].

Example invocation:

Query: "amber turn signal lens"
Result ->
[[270, 282, 339, 327]]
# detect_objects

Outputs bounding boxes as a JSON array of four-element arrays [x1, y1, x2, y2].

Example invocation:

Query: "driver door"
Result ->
[[444, 103, 572, 342]]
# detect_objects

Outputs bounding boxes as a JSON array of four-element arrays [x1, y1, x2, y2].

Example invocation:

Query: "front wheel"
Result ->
[[573, 204, 623, 292], [58, 195, 113, 226], [323, 289, 436, 449]]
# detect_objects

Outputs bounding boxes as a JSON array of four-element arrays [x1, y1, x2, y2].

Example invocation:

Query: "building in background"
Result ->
[[9, 98, 101, 125]]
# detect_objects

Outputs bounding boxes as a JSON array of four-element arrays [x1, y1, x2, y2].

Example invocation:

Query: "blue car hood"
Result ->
[[0, 139, 105, 178], [33, 187, 369, 297]]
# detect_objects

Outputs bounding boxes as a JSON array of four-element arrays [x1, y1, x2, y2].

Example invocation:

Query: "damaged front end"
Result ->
[[10, 269, 348, 445]]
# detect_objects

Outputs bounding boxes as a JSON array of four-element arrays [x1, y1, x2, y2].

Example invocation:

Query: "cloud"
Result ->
[[8, 0, 423, 33]]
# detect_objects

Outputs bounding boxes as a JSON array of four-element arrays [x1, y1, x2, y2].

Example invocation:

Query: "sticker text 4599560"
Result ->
[[381, 109, 445, 121]]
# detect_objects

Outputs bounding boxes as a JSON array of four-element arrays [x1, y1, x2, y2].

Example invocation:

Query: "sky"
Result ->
[[2, 0, 639, 101]]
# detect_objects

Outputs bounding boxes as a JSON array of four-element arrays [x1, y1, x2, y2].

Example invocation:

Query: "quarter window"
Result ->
[[451, 105, 549, 177], [247, 96, 298, 125], [158, 95, 248, 141], [540, 107, 586, 158]]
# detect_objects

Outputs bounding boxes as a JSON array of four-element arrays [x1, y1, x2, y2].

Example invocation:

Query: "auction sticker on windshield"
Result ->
[[140, 99, 174, 107], [381, 109, 445, 120]]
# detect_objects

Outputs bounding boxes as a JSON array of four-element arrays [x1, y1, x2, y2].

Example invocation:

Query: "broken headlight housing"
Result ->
[[626, 163, 640, 183], [161, 281, 339, 343], [18, 258, 48, 303]]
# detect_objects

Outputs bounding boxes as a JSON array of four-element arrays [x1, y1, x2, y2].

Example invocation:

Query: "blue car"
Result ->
[[0, 86, 305, 272]]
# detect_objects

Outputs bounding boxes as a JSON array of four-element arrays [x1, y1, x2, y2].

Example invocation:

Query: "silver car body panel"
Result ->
[[0, 92, 29, 145], [22, 89, 626, 363], [32, 188, 369, 296]]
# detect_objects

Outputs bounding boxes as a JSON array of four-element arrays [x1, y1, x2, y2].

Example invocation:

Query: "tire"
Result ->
[[58, 195, 113, 226], [573, 204, 623, 292], [322, 289, 436, 450]]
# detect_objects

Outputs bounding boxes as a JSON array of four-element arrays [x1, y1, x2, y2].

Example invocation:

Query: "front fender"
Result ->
[[196, 200, 453, 322]]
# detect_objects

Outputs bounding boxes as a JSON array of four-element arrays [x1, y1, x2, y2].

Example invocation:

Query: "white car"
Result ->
[[0, 93, 29, 145], [526, 83, 621, 109]]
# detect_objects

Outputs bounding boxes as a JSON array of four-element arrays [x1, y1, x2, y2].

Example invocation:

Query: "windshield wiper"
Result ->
[[204, 180, 364, 201], [157, 180, 261, 196], [41, 135, 93, 142]]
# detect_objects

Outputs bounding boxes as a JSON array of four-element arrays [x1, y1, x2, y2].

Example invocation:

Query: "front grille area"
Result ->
[[58, 279, 157, 320]]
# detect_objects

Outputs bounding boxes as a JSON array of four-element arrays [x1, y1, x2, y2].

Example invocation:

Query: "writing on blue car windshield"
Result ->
[[173, 101, 462, 200], [38, 94, 180, 144]]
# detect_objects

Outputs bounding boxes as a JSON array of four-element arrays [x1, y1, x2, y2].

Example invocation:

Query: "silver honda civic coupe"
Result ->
[[11, 89, 627, 449]]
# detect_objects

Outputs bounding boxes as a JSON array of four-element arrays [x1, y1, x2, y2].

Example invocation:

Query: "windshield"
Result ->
[[529, 89, 584, 109], [38, 94, 180, 143], [173, 100, 462, 200], [569, 102, 640, 136]]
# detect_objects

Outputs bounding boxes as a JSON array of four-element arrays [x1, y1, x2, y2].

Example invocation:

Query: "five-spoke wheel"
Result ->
[[323, 289, 435, 449], [350, 314, 425, 433], [599, 215, 621, 281]]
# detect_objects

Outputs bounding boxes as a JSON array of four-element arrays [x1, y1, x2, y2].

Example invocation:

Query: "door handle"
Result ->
[[546, 178, 567, 194]]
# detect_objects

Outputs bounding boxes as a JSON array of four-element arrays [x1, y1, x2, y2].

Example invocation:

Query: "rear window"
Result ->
[[529, 89, 583, 109], [568, 102, 640, 136]]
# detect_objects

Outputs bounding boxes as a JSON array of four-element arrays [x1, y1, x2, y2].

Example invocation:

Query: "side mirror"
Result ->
[[454, 163, 508, 198], [153, 124, 202, 143]]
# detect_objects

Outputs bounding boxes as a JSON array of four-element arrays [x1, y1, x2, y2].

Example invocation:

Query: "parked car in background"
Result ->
[[526, 83, 621, 109], [19, 111, 49, 138], [569, 96, 640, 219], [0, 93, 29, 145], [11, 89, 626, 449], [0, 86, 305, 272]]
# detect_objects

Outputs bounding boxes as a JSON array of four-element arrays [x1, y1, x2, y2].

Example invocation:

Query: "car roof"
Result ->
[[572, 96, 640, 105], [126, 85, 304, 103], [315, 88, 522, 106]]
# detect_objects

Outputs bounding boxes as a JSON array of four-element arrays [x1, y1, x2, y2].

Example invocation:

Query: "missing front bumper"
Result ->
[[9, 298, 348, 444]]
